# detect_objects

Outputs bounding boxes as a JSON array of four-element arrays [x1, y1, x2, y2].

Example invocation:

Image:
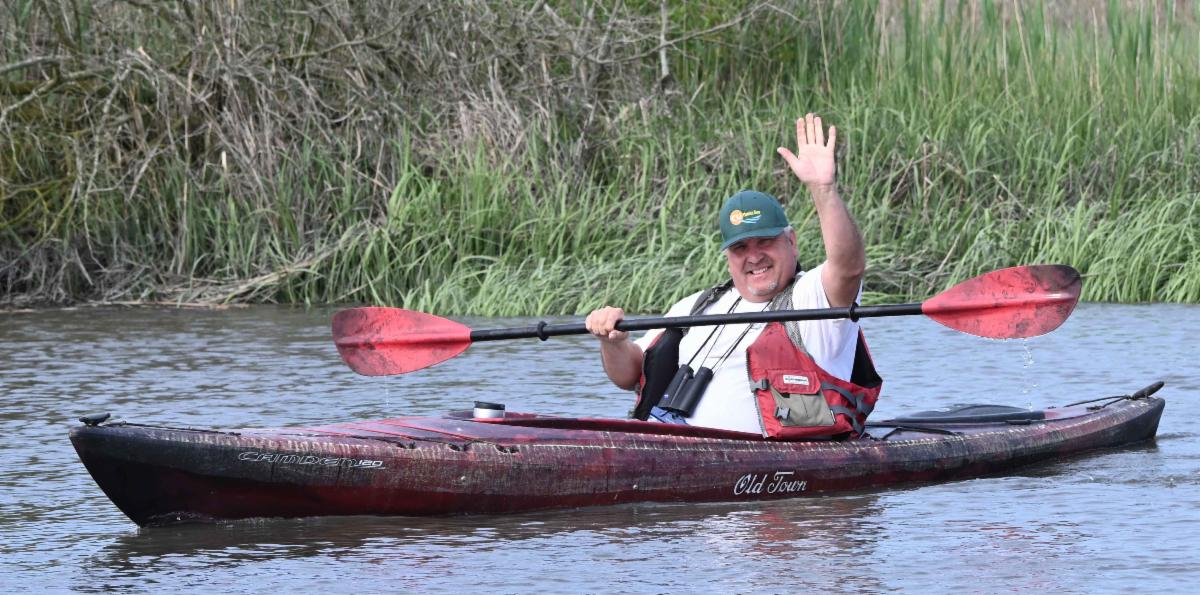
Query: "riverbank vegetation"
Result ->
[[2, 0, 1198, 313]]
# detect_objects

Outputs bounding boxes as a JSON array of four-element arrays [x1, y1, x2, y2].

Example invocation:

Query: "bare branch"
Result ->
[[0, 55, 67, 77]]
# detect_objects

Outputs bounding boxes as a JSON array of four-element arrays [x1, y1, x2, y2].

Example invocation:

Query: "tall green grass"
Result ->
[[3, 0, 1198, 312]]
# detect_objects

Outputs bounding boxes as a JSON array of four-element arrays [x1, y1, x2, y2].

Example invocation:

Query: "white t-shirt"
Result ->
[[634, 264, 861, 433]]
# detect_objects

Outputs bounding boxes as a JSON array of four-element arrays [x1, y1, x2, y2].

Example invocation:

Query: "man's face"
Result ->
[[725, 229, 798, 302]]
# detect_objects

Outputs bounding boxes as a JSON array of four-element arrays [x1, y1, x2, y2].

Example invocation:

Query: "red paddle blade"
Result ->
[[332, 307, 472, 375], [921, 265, 1083, 339]]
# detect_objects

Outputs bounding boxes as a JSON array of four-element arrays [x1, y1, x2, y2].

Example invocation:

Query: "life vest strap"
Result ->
[[822, 382, 875, 417], [829, 405, 864, 435]]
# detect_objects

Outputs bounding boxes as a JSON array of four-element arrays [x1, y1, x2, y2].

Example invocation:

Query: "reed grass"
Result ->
[[1, 0, 1197, 313]]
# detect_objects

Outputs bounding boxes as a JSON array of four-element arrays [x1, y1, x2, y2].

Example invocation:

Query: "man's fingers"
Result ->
[[586, 308, 616, 337], [814, 115, 825, 145], [827, 125, 836, 150], [586, 306, 628, 341]]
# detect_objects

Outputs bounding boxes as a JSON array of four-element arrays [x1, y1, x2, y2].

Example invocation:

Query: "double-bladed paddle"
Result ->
[[332, 264, 1082, 376]]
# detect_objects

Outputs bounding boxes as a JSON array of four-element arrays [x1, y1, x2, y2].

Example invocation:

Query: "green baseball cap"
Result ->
[[719, 190, 790, 250]]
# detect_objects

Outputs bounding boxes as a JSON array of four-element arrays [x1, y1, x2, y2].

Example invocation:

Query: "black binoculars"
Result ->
[[658, 364, 714, 417]]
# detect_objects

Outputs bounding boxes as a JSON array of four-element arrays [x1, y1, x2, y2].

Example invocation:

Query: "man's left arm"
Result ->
[[808, 183, 865, 307], [777, 113, 865, 308]]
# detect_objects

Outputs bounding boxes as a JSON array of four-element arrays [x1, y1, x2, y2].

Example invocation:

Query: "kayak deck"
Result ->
[[70, 392, 1165, 526]]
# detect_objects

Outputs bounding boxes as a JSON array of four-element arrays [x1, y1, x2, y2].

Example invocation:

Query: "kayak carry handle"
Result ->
[[1131, 381, 1165, 400], [1062, 381, 1167, 408], [79, 412, 111, 427]]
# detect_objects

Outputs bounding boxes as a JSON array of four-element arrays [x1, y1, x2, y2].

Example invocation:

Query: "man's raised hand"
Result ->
[[776, 113, 837, 188]]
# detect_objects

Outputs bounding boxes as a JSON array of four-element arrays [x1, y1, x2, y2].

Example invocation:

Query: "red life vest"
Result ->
[[745, 322, 881, 439]]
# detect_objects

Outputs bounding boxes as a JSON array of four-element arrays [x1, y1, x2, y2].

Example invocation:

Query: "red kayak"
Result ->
[[71, 383, 1164, 526]]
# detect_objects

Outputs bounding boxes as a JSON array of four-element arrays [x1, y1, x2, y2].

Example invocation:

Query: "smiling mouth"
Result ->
[[747, 265, 771, 277]]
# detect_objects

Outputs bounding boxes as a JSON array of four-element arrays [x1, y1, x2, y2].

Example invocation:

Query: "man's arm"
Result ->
[[776, 113, 865, 307], [585, 306, 644, 390], [809, 183, 865, 307]]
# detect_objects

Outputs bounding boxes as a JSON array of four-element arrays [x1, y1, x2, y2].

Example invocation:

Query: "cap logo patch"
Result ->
[[729, 209, 761, 226]]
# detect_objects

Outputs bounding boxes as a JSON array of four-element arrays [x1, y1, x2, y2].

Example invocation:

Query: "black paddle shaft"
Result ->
[[469, 303, 923, 342]]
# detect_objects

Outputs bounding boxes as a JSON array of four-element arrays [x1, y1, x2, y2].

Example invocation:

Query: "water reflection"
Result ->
[[82, 494, 887, 593]]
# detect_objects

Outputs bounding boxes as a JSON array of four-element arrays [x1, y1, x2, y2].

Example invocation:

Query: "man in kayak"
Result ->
[[585, 113, 881, 436]]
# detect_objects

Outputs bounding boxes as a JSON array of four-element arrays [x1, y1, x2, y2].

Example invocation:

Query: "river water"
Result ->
[[1, 303, 1198, 593]]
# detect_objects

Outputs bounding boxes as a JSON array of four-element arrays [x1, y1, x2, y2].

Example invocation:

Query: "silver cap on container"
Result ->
[[473, 401, 505, 419]]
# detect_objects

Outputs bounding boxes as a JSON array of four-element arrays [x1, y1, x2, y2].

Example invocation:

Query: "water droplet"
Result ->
[[1019, 338, 1039, 400]]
